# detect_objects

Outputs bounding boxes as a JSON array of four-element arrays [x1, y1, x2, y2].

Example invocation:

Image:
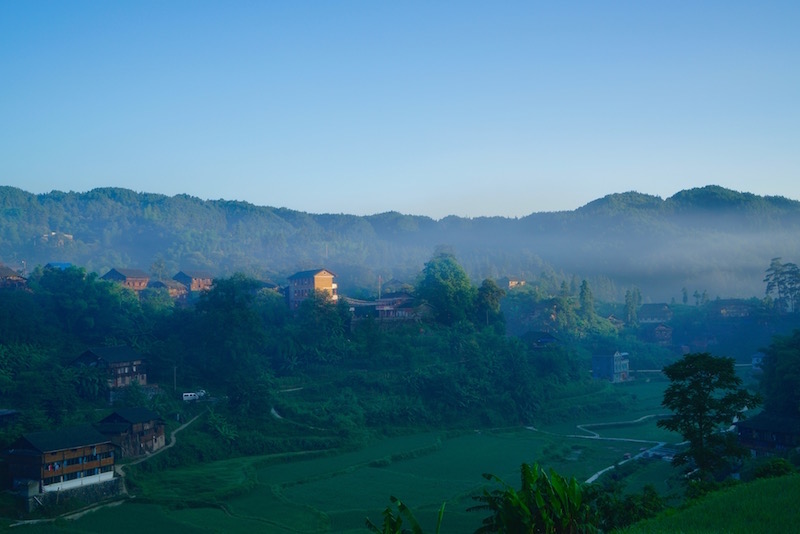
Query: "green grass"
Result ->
[[3, 380, 689, 533], [9, 428, 665, 533], [621, 475, 800, 533]]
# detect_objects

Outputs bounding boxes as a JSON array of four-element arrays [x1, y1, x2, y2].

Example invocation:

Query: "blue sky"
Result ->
[[1, 2, 798, 219]]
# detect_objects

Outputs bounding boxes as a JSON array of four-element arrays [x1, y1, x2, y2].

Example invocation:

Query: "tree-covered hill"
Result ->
[[2, 185, 800, 301]]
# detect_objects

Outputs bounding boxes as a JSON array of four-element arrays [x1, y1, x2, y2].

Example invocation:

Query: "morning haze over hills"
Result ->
[[2, 184, 799, 303], [4, 182, 800, 531]]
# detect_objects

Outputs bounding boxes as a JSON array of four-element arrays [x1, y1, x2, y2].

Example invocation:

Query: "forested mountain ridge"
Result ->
[[2, 184, 799, 301]]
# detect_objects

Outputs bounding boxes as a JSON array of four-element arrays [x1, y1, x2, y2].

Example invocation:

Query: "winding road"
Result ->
[[525, 413, 671, 484]]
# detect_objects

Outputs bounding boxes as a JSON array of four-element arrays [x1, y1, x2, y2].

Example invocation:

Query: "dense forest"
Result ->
[[3, 185, 800, 301]]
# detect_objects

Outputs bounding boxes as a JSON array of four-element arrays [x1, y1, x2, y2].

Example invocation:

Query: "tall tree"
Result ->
[[657, 352, 760, 480], [475, 278, 506, 328], [764, 258, 800, 313], [624, 289, 640, 325], [579, 280, 595, 320], [416, 251, 476, 326]]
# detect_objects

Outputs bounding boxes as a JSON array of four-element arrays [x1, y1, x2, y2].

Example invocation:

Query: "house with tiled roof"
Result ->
[[5, 425, 115, 495], [638, 303, 673, 324], [0, 265, 27, 289], [173, 270, 214, 292], [95, 407, 166, 458], [737, 412, 800, 455], [287, 268, 338, 310], [73, 346, 147, 389], [101, 268, 150, 292], [148, 279, 189, 299]]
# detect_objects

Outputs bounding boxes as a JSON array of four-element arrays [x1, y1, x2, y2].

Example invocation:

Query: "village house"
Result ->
[[73, 346, 147, 389], [5, 425, 115, 496], [173, 270, 214, 292], [95, 407, 166, 458], [592, 351, 630, 383], [736, 412, 800, 456], [44, 262, 73, 271], [638, 303, 673, 324], [522, 331, 560, 350], [497, 276, 526, 290], [641, 323, 673, 346], [148, 279, 189, 299], [287, 268, 338, 310], [345, 292, 430, 323], [101, 268, 150, 292], [711, 299, 754, 318], [0, 265, 27, 289]]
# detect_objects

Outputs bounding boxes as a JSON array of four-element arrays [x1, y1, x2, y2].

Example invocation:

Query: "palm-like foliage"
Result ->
[[471, 462, 597, 533], [366, 496, 445, 534]]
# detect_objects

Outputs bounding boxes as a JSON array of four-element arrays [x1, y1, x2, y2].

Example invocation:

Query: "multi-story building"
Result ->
[[101, 268, 150, 292], [5, 425, 115, 495], [592, 351, 630, 383], [73, 346, 147, 389], [287, 268, 338, 310], [173, 271, 214, 292]]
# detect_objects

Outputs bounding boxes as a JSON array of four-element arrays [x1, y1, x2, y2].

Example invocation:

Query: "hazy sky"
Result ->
[[1, 2, 798, 219]]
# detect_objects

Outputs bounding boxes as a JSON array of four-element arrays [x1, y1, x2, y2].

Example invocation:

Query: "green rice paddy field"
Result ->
[[11, 380, 684, 533]]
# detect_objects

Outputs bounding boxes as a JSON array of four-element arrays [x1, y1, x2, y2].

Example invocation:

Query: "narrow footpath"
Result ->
[[525, 413, 670, 484]]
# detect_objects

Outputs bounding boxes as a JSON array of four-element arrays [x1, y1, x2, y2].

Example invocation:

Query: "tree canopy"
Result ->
[[657, 352, 760, 479]]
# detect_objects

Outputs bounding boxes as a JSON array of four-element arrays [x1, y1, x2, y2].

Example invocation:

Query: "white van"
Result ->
[[182, 392, 199, 402]]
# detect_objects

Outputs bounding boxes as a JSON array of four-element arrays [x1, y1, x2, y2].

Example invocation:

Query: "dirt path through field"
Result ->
[[526, 413, 671, 483]]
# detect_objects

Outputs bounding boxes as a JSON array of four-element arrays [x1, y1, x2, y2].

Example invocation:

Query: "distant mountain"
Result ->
[[2, 185, 799, 301]]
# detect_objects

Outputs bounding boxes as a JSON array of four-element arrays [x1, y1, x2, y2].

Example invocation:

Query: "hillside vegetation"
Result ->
[[622, 475, 800, 534], [3, 185, 800, 300]]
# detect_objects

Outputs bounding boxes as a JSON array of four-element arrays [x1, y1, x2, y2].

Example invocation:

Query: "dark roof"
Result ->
[[288, 268, 336, 280], [174, 270, 214, 280], [76, 346, 144, 364], [103, 268, 150, 280], [18, 425, 110, 453], [45, 262, 73, 270], [0, 265, 24, 278], [638, 303, 672, 319], [639, 303, 670, 313], [737, 412, 800, 434], [148, 279, 187, 290], [100, 407, 161, 425]]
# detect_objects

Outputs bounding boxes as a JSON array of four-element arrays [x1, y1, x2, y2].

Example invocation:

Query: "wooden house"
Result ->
[[0, 265, 27, 289], [5, 425, 115, 495], [287, 268, 338, 310], [148, 279, 189, 299], [638, 303, 673, 324], [101, 268, 150, 292], [737, 413, 800, 455], [95, 407, 166, 458], [73, 346, 147, 389], [173, 270, 214, 292], [498, 276, 526, 290], [711, 299, 754, 318]]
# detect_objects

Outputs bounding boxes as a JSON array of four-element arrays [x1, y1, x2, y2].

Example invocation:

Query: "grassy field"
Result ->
[[8, 379, 688, 533], [622, 475, 800, 533], [11, 425, 681, 533]]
